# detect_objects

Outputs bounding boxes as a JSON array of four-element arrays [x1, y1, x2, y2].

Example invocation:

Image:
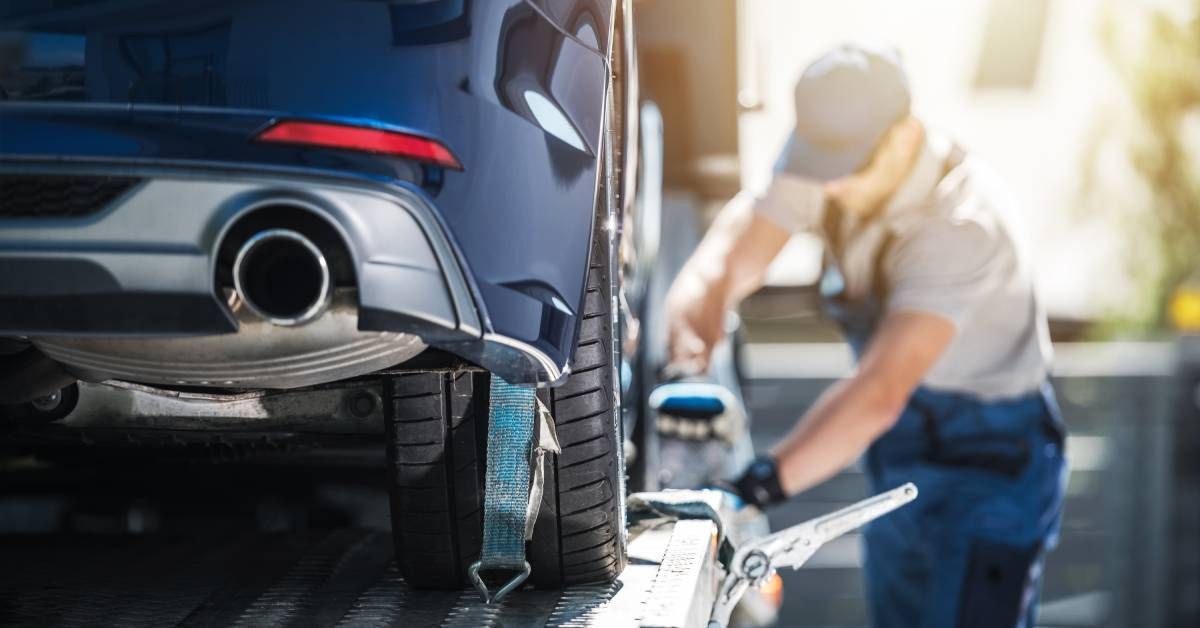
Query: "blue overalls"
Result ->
[[820, 192, 1068, 628]]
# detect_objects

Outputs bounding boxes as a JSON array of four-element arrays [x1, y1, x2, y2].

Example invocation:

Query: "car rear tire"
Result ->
[[388, 4, 631, 589], [385, 369, 488, 589], [526, 209, 627, 587], [386, 211, 626, 589]]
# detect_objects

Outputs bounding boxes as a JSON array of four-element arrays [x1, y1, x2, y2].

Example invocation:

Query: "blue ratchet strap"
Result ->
[[469, 374, 538, 603]]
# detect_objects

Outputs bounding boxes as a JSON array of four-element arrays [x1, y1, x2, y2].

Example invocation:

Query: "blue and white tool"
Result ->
[[649, 381, 746, 444]]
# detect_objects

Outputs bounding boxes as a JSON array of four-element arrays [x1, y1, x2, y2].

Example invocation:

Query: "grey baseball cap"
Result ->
[[776, 44, 911, 181]]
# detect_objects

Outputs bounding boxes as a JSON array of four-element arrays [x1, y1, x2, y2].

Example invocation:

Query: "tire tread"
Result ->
[[386, 371, 487, 589]]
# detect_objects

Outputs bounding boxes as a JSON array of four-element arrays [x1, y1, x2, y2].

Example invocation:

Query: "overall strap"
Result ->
[[821, 200, 845, 264], [821, 202, 896, 303]]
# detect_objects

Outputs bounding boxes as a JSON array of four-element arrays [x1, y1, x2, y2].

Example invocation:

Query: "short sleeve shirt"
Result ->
[[754, 136, 1052, 400]]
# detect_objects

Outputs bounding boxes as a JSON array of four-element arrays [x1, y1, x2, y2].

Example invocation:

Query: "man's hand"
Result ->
[[771, 309, 956, 496], [665, 271, 726, 376], [664, 193, 791, 374]]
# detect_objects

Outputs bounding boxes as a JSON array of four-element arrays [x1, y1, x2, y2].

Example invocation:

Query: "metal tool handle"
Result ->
[[807, 482, 919, 548], [765, 482, 918, 574]]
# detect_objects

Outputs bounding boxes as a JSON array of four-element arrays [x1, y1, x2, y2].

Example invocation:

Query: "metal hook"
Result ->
[[468, 560, 531, 604]]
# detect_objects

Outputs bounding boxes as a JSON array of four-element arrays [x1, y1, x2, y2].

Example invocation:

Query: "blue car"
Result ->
[[0, 0, 639, 590]]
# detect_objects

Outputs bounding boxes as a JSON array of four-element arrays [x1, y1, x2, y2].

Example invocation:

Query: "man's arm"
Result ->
[[665, 193, 791, 374], [770, 310, 955, 495]]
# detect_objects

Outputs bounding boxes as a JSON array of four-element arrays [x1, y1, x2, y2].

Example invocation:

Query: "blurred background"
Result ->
[[634, 0, 1200, 626]]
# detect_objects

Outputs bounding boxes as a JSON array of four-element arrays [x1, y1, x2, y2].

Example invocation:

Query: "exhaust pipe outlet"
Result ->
[[233, 229, 333, 327]]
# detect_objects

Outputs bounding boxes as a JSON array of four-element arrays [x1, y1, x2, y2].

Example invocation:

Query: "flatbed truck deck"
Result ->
[[1, 516, 721, 627], [2, 482, 919, 628]]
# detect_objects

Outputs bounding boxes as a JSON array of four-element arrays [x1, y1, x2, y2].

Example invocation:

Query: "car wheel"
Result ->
[[385, 187, 627, 593], [385, 369, 488, 589], [384, 218, 627, 588], [526, 201, 627, 587], [387, 13, 631, 588]]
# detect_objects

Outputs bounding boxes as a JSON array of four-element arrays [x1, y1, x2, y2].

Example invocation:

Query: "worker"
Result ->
[[666, 44, 1068, 628]]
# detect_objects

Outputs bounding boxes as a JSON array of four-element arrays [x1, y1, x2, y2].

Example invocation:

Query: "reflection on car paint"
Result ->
[[523, 90, 585, 151]]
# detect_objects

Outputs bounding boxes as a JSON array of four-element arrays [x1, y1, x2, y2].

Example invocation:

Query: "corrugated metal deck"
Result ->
[[0, 519, 719, 627]]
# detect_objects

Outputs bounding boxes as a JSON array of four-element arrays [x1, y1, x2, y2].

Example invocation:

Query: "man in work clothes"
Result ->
[[666, 44, 1068, 628]]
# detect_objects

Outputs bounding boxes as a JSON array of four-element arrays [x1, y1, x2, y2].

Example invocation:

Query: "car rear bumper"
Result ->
[[0, 160, 565, 384]]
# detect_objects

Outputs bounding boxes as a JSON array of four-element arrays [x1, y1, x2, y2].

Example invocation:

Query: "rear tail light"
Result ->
[[256, 120, 463, 170]]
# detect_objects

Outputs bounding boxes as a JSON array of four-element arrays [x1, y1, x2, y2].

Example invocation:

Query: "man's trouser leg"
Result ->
[[863, 426, 1065, 627]]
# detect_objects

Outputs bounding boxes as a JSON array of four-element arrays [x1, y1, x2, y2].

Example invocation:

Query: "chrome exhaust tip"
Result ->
[[232, 229, 332, 327]]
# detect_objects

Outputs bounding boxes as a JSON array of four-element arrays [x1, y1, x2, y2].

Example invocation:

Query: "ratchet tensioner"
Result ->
[[708, 482, 918, 627]]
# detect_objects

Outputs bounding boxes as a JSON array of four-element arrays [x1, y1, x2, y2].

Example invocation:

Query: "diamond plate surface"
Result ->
[[0, 521, 717, 627]]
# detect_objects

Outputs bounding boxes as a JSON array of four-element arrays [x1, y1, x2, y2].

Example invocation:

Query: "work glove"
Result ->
[[713, 454, 788, 510]]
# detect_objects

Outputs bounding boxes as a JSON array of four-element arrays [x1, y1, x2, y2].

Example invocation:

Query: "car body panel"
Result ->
[[0, 0, 632, 384], [528, 0, 612, 55]]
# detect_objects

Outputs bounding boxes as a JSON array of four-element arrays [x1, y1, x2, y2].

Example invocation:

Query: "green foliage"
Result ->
[[1101, 2, 1200, 329]]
